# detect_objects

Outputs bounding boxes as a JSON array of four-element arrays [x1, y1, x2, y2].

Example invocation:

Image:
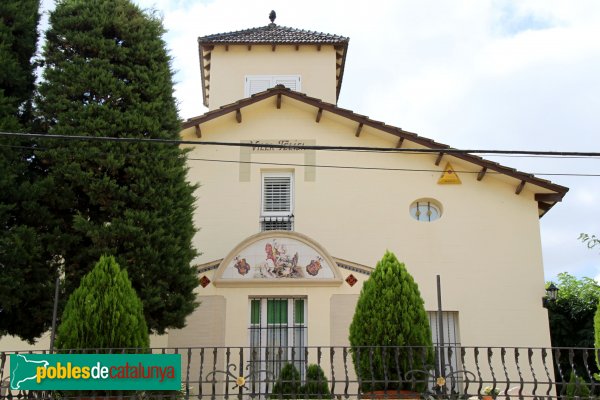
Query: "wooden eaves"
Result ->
[[182, 86, 569, 217]]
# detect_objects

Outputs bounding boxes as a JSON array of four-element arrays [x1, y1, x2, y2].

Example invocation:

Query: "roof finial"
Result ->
[[269, 10, 276, 24]]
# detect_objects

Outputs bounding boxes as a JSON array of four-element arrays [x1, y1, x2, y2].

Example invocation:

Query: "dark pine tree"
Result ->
[[0, 0, 58, 343], [37, 0, 198, 334]]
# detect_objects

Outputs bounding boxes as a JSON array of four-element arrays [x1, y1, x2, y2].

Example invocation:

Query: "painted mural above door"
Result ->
[[214, 231, 343, 286]]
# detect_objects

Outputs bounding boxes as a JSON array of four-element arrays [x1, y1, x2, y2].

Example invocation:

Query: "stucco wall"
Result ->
[[179, 96, 551, 349], [207, 45, 337, 110]]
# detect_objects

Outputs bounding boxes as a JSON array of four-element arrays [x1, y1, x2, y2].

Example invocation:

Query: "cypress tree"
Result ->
[[0, 0, 58, 343], [0, 0, 38, 129], [37, 0, 198, 333], [594, 300, 600, 375], [56, 255, 149, 349], [348, 251, 434, 392]]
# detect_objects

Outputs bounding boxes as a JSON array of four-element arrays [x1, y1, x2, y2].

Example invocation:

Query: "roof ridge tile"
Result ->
[[198, 24, 349, 44]]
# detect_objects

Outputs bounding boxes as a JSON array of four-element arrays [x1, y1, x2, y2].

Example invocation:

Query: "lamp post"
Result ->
[[49, 275, 60, 353], [546, 283, 559, 300], [543, 283, 559, 307]]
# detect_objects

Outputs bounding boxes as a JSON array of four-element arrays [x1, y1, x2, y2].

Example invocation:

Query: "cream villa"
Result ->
[[174, 14, 567, 348], [168, 13, 568, 396], [1, 12, 570, 399]]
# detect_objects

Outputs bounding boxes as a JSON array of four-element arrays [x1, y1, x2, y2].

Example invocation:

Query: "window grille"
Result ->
[[410, 201, 441, 222], [428, 311, 462, 393], [260, 216, 294, 231], [261, 173, 293, 231], [249, 298, 307, 388]]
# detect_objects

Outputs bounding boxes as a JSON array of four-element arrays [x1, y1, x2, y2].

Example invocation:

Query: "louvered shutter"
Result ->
[[261, 173, 294, 231], [245, 75, 301, 97], [273, 76, 301, 91], [245, 77, 272, 97], [263, 175, 292, 214]]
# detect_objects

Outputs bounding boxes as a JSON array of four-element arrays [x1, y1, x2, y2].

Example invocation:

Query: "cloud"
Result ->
[[40, 0, 600, 282]]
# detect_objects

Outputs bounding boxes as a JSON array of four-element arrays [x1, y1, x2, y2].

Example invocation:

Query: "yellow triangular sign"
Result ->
[[438, 162, 461, 184]]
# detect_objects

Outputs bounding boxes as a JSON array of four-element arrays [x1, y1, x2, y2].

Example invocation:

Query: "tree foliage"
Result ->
[[579, 233, 600, 250], [545, 272, 600, 388], [546, 272, 600, 348], [565, 371, 591, 400], [349, 251, 434, 392], [0, 0, 59, 343], [594, 294, 600, 374], [56, 255, 149, 349], [0, 0, 39, 129], [37, 0, 199, 333]]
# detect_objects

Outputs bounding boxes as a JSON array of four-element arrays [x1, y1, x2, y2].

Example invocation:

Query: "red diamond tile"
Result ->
[[199, 275, 211, 288], [345, 274, 357, 287]]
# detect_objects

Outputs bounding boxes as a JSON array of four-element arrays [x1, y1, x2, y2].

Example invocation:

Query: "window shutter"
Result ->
[[263, 175, 292, 213], [245, 75, 301, 97], [261, 173, 293, 231], [273, 76, 301, 91], [246, 77, 272, 97], [428, 311, 460, 345]]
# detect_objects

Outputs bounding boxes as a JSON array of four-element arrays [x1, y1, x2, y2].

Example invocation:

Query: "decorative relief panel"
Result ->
[[223, 237, 334, 279], [215, 231, 343, 286]]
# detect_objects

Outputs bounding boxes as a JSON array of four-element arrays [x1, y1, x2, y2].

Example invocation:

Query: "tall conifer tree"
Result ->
[[0, 0, 38, 129], [349, 251, 434, 392], [0, 0, 57, 343], [37, 0, 198, 333]]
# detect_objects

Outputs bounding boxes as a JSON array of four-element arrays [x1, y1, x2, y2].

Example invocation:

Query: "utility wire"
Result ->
[[2, 131, 599, 176], [2, 140, 596, 176], [186, 157, 600, 177], [2, 131, 600, 158]]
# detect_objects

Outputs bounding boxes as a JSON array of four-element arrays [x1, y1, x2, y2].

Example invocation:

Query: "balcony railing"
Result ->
[[1, 346, 599, 399]]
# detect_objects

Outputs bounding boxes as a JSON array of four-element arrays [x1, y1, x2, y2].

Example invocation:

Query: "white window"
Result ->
[[249, 298, 307, 384], [428, 311, 462, 393], [245, 75, 301, 97], [261, 173, 293, 231], [410, 199, 442, 222]]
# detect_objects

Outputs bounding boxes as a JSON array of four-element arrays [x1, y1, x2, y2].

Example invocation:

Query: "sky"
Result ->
[[39, 0, 600, 283]]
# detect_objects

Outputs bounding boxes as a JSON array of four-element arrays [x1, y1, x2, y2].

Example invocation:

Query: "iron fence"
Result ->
[[1, 346, 599, 399]]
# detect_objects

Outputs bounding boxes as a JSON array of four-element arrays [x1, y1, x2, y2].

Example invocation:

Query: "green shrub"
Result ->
[[56, 255, 149, 350], [566, 371, 591, 399], [302, 364, 331, 399], [270, 363, 302, 399], [349, 251, 434, 392], [595, 298, 600, 373]]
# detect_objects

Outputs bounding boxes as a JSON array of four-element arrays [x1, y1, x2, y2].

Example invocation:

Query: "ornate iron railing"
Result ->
[[1, 346, 599, 399]]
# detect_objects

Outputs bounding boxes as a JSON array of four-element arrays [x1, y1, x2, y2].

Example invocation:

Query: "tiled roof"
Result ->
[[198, 23, 349, 45], [197, 22, 350, 107]]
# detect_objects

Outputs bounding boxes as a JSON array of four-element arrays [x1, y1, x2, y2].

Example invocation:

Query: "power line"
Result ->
[[186, 157, 600, 177], [2, 131, 600, 158], [2, 131, 600, 177], [2, 139, 596, 175]]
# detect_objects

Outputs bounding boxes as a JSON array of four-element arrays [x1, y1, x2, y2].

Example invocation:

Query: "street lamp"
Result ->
[[543, 283, 559, 307], [546, 283, 559, 301]]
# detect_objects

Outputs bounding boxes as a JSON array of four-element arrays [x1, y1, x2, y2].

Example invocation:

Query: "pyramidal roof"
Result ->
[[198, 23, 349, 45], [197, 12, 350, 107]]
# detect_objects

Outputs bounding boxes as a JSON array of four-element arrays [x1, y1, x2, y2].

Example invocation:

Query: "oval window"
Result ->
[[410, 199, 442, 222]]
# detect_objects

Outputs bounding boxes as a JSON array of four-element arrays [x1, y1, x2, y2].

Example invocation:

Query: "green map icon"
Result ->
[[10, 354, 49, 390]]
